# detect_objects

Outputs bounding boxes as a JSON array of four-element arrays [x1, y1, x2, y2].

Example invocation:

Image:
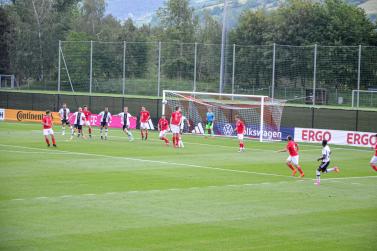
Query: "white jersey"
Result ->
[[73, 112, 86, 125], [180, 116, 187, 130], [118, 112, 132, 126], [59, 108, 70, 120], [99, 111, 112, 123], [322, 145, 331, 162]]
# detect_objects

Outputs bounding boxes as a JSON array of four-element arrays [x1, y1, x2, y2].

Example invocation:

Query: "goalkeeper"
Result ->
[[205, 107, 215, 136]]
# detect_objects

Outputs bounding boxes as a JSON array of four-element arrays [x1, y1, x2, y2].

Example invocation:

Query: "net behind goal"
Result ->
[[162, 90, 286, 142]]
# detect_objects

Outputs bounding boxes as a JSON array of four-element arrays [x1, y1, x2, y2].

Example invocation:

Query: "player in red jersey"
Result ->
[[277, 136, 305, 177], [41, 110, 57, 147], [370, 134, 377, 172], [234, 115, 245, 152], [83, 105, 92, 138], [139, 106, 150, 140], [158, 115, 170, 145], [170, 106, 182, 148]]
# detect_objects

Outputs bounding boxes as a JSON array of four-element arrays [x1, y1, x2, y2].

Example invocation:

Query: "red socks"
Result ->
[[297, 166, 304, 175], [51, 135, 56, 145], [88, 128, 92, 134], [239, 143, 244, 148], [372, 165, 377, 172], [287, 163, 295, 171], [45, 137, 50, 145], [161, 137, 169, 144]]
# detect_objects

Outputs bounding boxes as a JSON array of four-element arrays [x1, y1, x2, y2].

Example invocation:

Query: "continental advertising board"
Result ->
[[2, 109, 60, 123]]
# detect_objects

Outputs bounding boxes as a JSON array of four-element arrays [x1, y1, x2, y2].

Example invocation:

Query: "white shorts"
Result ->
[[159, 130, 167, 138], [171, 124, 180, 134], [140, 122, 149, 130], [370, 156, 377, 164], [85, 121, 91, 126], [287, 155, 299, 166], [43, 128, 54, 136], [237, 134, 244, 140]]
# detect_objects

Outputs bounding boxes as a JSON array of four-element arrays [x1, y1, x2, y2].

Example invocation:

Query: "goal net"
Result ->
[[352, 90, 377, 108], [162, 90, 286, 142]]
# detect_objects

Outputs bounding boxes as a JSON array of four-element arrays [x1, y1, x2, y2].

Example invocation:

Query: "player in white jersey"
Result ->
[[117, 106, 133, 141], [99, 107, 112, 140], [178, 115, 190, 148], [71, 107, 87, 140], [315, 140, 340, 186], [58, 103, 71, 135]]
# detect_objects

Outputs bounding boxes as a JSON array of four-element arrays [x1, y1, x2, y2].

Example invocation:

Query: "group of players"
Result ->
[[41, 103, 377, 186]]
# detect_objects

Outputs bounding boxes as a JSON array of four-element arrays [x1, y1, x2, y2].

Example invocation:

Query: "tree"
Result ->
[[0, 6, 11, 74]]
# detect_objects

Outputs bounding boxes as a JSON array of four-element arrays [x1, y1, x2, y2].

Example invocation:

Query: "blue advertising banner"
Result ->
[[213, 122, 294, 141]]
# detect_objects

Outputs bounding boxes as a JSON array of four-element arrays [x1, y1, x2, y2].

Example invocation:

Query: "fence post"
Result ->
[[271, 43, 276, 100], [312, 44, 318, 106], [122, 41, 126, 96], [58, 40, 61, 93], [157, 41, 161, 97], [357, 45, 361, 108], [193, 42, 197, 92], [231, 43, 235, 98], [90, 40, 93, 94]]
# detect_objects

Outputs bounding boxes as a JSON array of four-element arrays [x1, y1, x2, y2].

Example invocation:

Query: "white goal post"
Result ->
[[162, 90, 286, 142], [352, 90, 377, 108]]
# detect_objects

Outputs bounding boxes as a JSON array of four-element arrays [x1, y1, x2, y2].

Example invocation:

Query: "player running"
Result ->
[[83, 105, 93, 138], [234, 115, 245, 152], [42, 110, 57, 147], [139, 106, 150, 141], [206, 107, 215, 136], [170, 106, 182, 148], [277, 136, 305, 177], [99, 107, 112, 140], [315, 140, 340, 185], [71, 107, 86, 139], [117, 106, 134, 141], [58, 103, 71, 136], [370, 134, 377, 172], [178, 115, 190, 148], [158, 115, 170, 145]]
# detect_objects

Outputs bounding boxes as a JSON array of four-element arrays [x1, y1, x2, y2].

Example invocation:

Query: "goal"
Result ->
[[162, 90, 286, 142], [352, 90, 377, 108]]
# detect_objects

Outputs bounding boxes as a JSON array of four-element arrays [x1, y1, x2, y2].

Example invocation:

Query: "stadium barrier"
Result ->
[[294, 127, 376, 147], [0, 91, 375, 132], [2, 109, 61, 124]]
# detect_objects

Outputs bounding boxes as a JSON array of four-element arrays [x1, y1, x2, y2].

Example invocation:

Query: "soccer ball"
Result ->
[[162, 100, 168, 105]]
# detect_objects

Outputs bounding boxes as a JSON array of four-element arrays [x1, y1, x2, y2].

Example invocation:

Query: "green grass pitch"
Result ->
[[0, 121, 376, 251]]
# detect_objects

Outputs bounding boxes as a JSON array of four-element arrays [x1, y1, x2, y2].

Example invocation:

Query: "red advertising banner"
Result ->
[[294, 127, 377, 147]]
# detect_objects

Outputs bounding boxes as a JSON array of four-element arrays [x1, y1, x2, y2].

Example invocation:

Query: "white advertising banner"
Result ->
[[0, 109, 4, 120], [294, 128, 377, 147]]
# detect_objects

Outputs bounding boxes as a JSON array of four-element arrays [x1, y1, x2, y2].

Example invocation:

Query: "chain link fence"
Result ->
[[10, 41, 377, 108]]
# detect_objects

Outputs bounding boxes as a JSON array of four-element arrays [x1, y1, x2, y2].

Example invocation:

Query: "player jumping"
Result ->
[[58, 103, 71, 136], [170, 106, 182, 148], [118, 106, 133, 141], [370, 134, 377, 172], [139, 106, 150, 141], [158, 115, 170, 145], [83, 105, 93, 138], [42, 110, 57, 147], [206, 107, 215, 136], [71, 107, 86, 139], [234, 115, 245, 152], [277, 136, 305, 177], [315, 140, 340, 185], [99, 107, 112, 140]]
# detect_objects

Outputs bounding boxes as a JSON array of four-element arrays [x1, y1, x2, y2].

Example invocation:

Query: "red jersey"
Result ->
[[140, 111, 150, 123], [83, 110, 92, 121], [236, 120, 245, 134], [287, 140, 299, 157], [170, 111, 182, 126], [158, 118, 169, 131], [42, 115, 52, 129]]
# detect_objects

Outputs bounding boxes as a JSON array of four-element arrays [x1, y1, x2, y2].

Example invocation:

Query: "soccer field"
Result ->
[[0, 122, 376, 251]]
